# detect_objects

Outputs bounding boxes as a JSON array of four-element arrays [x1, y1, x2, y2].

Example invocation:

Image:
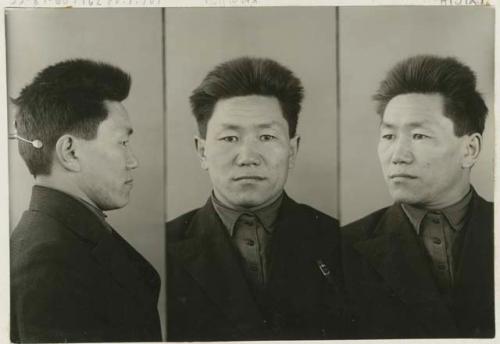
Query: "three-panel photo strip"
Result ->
[[5, 4, 495, 342]]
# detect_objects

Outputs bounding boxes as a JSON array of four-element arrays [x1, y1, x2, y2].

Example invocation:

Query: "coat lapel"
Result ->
[[452, 193, 494, 336], [353, 204, 457, 334], [267, 196, 326, 304], [264, 194, 341, 338], [167, 200, 265, 335], [92, 230, 161, 307]]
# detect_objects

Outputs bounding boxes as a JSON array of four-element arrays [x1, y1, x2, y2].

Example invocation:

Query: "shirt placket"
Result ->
[[421, 211, 452, 291], [234, 213, 265, 289]]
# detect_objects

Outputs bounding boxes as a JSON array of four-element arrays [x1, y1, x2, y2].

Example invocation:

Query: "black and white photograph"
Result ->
[[338, 6, 494, 338], [164, 7, 341, 341], [2, 3, 496, 343], [6, 9, 166, 342]]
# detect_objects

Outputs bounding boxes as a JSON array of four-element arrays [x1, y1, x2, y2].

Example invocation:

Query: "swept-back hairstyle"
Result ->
[[374, 55, 488, 136], [190, 57, 304, 138], [13, 59, 131, 176]]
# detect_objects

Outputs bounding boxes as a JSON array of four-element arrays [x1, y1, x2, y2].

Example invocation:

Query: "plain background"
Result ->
[[339, 6, 495, 225], [6, 9, 166, 338], [165, 7, 338, 221]]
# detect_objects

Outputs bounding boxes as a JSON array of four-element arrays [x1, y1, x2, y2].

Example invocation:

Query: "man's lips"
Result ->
[[124, 179, 134, 185], [389, 173, 417, 180], [232, 176, 266, 181]]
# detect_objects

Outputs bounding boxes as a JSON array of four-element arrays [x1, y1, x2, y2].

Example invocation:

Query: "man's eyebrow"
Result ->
[[380, 121, 429, 129], [217, 121, 281, 131], [256, 121, 281, 129], [218, 123, 241, 131]]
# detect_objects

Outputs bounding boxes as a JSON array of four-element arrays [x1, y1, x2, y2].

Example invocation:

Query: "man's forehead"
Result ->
[[382, 93, 447, 127], [100, 101, 134, 134]]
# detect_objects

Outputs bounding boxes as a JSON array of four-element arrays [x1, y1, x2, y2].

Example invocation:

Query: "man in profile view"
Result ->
[[342, 55, 494, 338], [10, 59, 162, 342], [167, 57, 346, 341]]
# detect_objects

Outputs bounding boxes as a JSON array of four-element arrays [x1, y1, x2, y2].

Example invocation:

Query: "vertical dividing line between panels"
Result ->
[[161, 8, 167, 341], [162, 8, 167, 227], [161, 9, 167, 224], [335, 7, 341, 224]]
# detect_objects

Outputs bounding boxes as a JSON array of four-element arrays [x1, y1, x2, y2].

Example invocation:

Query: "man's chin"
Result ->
[[389, 188, 423, 205], [97, 198, 129, 211]]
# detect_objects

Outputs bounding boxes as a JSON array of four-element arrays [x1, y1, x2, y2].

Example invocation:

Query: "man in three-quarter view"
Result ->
[[342, 55, 494, 338], [10, 59, 162, 342], [167, 57, 346, 341]]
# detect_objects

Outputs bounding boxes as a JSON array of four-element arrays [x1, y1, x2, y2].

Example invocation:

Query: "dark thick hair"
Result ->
[[190, 57, 304, 138], [374, 55, 488, 136], [13, 59, 131, 176]]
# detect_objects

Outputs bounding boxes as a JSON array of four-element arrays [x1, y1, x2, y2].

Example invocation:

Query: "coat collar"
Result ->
[[352, 189, 492, 335], [28, 185, 160, 305], [29, 185, 109, 244]]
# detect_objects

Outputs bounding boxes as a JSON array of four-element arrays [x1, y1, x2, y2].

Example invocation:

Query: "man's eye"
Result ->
[[260, 134, 276, 142], [220, 136, 238, 143], [381, 134, 394, 140], [413, 133, 429, 140]]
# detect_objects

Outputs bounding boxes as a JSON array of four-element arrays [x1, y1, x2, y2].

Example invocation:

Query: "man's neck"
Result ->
[[413, 184, 472, 210], [35, 175, 98, 209], [212, 191, 284, 213]]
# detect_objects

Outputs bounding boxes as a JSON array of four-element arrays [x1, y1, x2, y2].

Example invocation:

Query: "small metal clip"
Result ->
[[316, 259, 331, 277]]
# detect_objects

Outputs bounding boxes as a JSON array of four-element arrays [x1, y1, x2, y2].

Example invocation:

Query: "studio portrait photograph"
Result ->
[[2, 3, 496, 343]]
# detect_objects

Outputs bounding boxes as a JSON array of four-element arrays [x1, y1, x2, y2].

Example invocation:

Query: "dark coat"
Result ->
[[166, 194, 346, 341], [10, 186, 162, 343], [341, 190, 494, 338]]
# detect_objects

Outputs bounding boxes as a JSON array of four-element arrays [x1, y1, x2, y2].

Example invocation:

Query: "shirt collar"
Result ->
[[401, 187, 473, 234], [211, 192, 283, 236]]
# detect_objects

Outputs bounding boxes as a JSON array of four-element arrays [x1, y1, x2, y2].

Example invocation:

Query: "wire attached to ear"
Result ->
[[9, 134, 43, 149]]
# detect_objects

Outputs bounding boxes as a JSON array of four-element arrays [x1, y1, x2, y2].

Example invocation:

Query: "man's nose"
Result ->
[[235, 140, 261, 166], [391, 137, 413, 165], [126, 150, 139, 170]]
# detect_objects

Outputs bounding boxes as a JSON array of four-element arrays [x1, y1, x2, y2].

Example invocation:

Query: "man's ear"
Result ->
[[194, 136, 208, 170], [54, 135, 81, 172], [288, 135, 300, 169], [462, 133, 482, 169]]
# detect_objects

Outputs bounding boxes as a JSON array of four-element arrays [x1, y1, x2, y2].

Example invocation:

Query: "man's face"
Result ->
[[378, 93, 470, 209], [196, 95, 299, 210], [77, 101, 138, 210]]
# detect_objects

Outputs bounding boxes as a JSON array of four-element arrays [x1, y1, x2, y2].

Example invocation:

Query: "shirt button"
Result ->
[[249, 264, 258, 272], [437, 264, 446, 271], [432, 237, 442, 245], [246, 239, 255, 246]]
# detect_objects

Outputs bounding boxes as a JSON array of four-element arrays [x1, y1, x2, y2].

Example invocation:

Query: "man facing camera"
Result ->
[[342, 55, 493, 338], [10, 59, 162, 342], [167, 57, 344, 341]]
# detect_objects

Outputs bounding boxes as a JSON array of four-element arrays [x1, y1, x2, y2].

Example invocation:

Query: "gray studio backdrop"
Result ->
[[339, 6, 494, 225], [165, 7, 338, 221], [6, 9, 166, 338]]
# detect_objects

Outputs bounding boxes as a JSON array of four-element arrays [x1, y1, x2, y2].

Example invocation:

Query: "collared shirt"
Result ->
[[401, 189, 472, 293], [212, 193, 283, 290]]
